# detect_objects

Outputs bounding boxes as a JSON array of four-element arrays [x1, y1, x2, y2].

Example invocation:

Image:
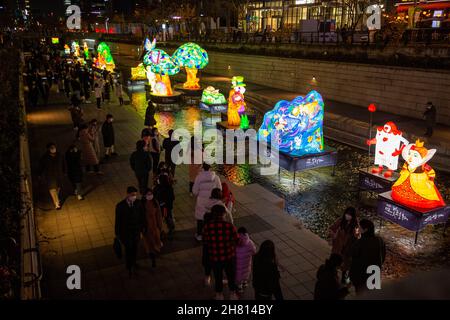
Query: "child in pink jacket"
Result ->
[[235, 227, 257, 293]]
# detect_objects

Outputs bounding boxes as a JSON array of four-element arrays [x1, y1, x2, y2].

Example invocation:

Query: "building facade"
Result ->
[[243, 0, 386, 32]]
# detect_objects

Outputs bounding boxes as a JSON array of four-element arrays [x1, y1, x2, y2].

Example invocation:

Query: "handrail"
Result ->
[[19, 52, 42, 300]]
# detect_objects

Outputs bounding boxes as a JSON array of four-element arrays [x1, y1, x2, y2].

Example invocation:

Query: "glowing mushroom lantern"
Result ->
[[172, 42, 208, 90], [147, 49, 180, 96]]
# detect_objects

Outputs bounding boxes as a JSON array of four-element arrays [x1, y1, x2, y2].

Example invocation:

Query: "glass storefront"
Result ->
[[245, 0, 349, 32]]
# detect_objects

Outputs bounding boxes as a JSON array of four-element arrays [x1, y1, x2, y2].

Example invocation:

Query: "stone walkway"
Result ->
[[27, 88, 330, 300]]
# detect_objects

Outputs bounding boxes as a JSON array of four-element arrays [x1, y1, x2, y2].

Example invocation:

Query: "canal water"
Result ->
[[129, 90, 450, 281]]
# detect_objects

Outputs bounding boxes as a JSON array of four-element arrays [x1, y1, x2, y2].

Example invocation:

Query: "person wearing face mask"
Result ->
[[115, 186, 147, 277], [129, 140, 152, 195], [142, 189, 163, 268], [38, 143, 65, 210], [65, 144, 84, 200], [314, 254, 350, 300], [327, 207, 360, 284], [101, 114, 117, 159]]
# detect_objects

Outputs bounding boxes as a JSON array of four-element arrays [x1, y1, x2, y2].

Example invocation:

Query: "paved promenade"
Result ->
[[27, 89, 331, 300]]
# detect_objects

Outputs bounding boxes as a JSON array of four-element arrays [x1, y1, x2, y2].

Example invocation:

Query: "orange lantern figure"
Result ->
[[391, 139, 446, 210]]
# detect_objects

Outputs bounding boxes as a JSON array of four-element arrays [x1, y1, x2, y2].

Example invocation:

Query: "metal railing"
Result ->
[[18, 56, 42, 300]]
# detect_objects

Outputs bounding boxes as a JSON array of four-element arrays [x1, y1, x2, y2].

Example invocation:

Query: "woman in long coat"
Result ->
[[88, 119, 101, 160], [142, 189, 163, 268], [78, 124, 100, 173], [328, 207, 360, 283]]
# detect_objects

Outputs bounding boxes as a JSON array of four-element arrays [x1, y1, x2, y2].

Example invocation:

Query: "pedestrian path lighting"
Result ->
[[258, 90, 325, 156], [94, 42, 115, 72], [172, 42, 209, 90]]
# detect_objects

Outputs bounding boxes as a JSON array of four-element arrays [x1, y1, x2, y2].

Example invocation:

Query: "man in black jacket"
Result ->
[[130, 140, 152, 195], [423, 102, 436, 137], [349, 219, 386, 294], [38, 143, 64, 210], [101, 114, 117, 159], [115, 186, 147, 277]]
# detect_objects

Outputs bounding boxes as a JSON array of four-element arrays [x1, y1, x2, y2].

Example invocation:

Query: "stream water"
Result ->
[[130, 90, 450, 281]]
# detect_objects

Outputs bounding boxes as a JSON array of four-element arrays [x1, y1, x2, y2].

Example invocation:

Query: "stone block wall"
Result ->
[[205, 52, 450, 125]]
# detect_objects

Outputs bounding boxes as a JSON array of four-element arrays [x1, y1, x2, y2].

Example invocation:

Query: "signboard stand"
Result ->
[[377, 191, 449, 245], [358, 167, 399, 199], [259, 144, 337, 184]]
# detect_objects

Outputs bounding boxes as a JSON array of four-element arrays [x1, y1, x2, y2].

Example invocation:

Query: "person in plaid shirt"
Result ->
[[203, 204, 239, 300]]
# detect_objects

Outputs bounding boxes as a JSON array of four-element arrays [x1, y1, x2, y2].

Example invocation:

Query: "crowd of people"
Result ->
[[31, 48, 121, 209], [26, 42, 386, 301]]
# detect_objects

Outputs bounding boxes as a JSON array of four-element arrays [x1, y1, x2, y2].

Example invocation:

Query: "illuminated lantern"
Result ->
[[366, 122, 409, 178], [131, 63, 147, 81], [95, 42, 115, 72], [172, 42, 209, 90], [141, 38, 158, 91], [64, 44, 70, 55], [83, 42, 89, 60], [154, 82, 169, 96], [227, 76, 247, 126], [258, 90, 324, 156], [240, 114, 250, 130], [201, 86, 226, 105], [392, 139, 446, 209], [148, 50, 179, 96], [71, 41, 80, 57], [368, 103, 376, 113]]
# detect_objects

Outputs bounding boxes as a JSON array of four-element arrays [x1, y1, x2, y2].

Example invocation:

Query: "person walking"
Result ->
[[314, 254, 350, 300], [193, 163, 222, 241], [423, 101, 436, 137], [130, 140, 152, 195], [252, 240, 283, 300], [327, 207, 360, 283], [101, 114, 117, 159], [104, 80, 111, 104], [38, 143, 64, 210], [235, 227, 256, 294], [221, 182, 235, 215], [94, 83, 102, 109], [64, 74, 71, 98], [349, 219, 386, 294], [153, 174, 175, 238], [188, 137, 203, 196], [149, 127, 161, 175], [202, 209, 214, 287], [69, 105, 83, 131], [115, 186, 147, 277], [162, 129, 179, 175], [78, 124, 102, 174], [142, 189, 163, 268], [144, 102, 157, 128], [88, 119, 101, 160], [204, 188, 234, 225], [203, 205, 239, 300], [116, 81, 124, 106], [65, 144, 84, 201]]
